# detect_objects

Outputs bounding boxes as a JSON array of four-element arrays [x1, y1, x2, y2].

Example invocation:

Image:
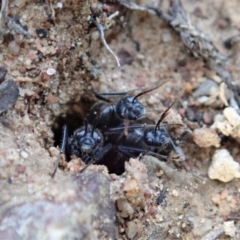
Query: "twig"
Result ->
[[200, 228, 224, 240], [116, 0, 240, 108], [0, 0, 8, 41], [92, 18, 121, 67]]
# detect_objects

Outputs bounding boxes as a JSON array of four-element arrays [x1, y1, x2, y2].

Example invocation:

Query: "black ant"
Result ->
[[51, 123, 112, 177], [87, 80, 169, 131], [103, 96, 182, 163]]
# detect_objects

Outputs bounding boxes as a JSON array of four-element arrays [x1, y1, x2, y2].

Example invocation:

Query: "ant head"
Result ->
[[115, 80, 170, 120], [116, 96, 145, 120], [144, 127, 169, 146], [75, 125, 102, 153]]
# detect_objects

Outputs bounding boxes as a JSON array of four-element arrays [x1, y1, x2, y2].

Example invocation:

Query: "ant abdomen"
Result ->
[[87, 102, 118, 130]]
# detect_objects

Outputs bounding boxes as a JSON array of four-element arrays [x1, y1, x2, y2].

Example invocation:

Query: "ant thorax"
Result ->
[[115, 96, 146, 121], [74, 125, 103, 153]]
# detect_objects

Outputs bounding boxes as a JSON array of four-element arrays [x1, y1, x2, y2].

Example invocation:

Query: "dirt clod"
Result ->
[[208, 149, 240, 182]]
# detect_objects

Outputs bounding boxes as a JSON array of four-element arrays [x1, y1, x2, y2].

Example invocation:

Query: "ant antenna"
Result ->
[[132, 79, 169, 103], [155, 91, 183, 133], [83, 120, 88, 136], [91, 121, 96, 137]]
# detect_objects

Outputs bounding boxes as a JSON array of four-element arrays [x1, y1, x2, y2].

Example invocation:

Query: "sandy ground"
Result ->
[[0, 0, 240, 239]]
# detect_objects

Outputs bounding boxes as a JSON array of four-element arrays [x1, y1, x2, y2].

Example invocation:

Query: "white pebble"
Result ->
[[46, 68, 56, 76], [208, 149, 240, 182], [223, 107, 240, 128], [91, 31, 100, 40], [197, 96, 209, 104], [21, 151, 29, 159], [224, 221, 235, 237], [57, 2, 63, 8], [172, 189, 179, 197], [162, 31, 172, 42]]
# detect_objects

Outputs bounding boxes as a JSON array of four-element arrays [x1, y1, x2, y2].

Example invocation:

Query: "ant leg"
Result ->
[[81, 154, 91, 163], [117, 145, 141, 158], [79, 143, 112, 173], [118, 145, 168, 161], [51, 125, 68, 178], [105, 124, 147, 135]]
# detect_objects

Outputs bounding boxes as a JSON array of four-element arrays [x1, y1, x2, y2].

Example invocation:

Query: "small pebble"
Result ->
[[0, 67, 7, 83], [208, 149, 240, 182], [193, 79, 218, 97], [8, 41, 20, 55], [117, 199, 134, 217], [223, 107, 240, 128], [224, 221, 235, 237], [125, 220, 137, 239], [162, 31, 172, 42], [197, 96, 209, 104], [217, 18, 230, 29], [16, 164, 26, 174], [214, 120, 233, 136], [57, 2, 63, 8], [46, 68, 56, 76], [0, 79, 19, 114], [193, 128, 220, 148], [21, 151, 29, 159], [172, 189, 179, 197], [49, 147, 59, 157], [203, 111, 213, 125], [36, 28, 48, 38]]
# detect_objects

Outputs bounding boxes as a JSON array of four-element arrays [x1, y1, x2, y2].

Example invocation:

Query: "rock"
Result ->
[[46, 68, 56, 76], [0, 172, 117, 240], [208, 149, 240, 182], [110, 158, 150, 239], [193, 128, 220, 148], [125, 220, 137, 239], [117, 199, 135, 218], [224, 221, 235, 237], [0, 67, 7, 83], [212, 110, 240, 142], [0, 79, 19, 114], [193, 79, 218, 97], [223, 107, 240, 128], [214, 120, 233, 136]]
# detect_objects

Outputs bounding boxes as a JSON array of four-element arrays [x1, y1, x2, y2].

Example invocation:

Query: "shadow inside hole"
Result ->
[[51, 95, 132, 176], [52, 97, 95, 149]]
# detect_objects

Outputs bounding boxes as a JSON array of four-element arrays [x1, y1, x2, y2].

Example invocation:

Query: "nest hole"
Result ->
[[52, 96, 95, 149], [51, 93, 128, 175]]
